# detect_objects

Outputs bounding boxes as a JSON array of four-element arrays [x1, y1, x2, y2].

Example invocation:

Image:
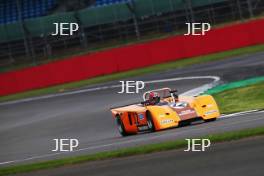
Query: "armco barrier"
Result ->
[[1, 19, 264, 96]]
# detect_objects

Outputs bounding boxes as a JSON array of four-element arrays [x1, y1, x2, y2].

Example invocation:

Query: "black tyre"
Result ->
[[179, 121, 191, 127], [204, 118, 217, 123], [146, 111, 156, 132], [116, 116, 129, 137]]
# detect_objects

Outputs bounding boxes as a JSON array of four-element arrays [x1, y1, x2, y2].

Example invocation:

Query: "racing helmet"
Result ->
[[149, 92, 160, 104]]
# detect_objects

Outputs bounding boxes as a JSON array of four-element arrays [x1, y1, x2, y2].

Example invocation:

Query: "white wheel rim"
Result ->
[[117, 119, 123, 133], [147, 119, 153, 129]]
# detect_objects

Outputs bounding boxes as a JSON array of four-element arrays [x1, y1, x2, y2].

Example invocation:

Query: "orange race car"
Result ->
[[111, 88, 220, 136]]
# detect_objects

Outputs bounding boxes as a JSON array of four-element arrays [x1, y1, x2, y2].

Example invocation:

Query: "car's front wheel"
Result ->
[[116, 115, 129, 137], [146, 111, 155, 132]]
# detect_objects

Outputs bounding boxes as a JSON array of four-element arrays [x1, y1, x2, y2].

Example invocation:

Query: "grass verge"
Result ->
[[1, 44, 264, 102], [214, 81, 264, 114], [0, 126, 264, 176]]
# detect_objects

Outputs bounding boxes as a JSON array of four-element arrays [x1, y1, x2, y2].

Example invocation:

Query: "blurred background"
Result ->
[[0, 0, 263, 72]]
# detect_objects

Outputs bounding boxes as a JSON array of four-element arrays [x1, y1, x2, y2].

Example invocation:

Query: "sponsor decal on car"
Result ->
[[138, 113, 145, 120], [205, 110, 217, 115], [179, 109, 196, 116], [160, 119, 174, 125], [170, 102, 188, 108]]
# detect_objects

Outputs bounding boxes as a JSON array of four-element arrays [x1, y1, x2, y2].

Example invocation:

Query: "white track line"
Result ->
[[0, 76, 220, 106], [220, 110, 262, 119], [1, 110, 264, 166]]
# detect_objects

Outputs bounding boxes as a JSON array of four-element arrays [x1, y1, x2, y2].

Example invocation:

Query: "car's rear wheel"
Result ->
[[146, 111, 155, 132], [116, 115, 129, 137]]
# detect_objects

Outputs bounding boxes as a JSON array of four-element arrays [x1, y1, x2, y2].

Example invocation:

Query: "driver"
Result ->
[[148, 92, 160, 105], [173, 93, 179, 102]]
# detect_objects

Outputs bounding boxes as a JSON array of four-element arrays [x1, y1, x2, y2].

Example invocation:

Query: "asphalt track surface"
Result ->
[[18, 136, 264, 176], [0, 51, 264, 167]]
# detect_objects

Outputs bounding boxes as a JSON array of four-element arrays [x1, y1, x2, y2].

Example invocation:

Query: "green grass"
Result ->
[[1, 44, 264, 102], [0, 126, 264, 176], [214, 81, 264, 114]]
